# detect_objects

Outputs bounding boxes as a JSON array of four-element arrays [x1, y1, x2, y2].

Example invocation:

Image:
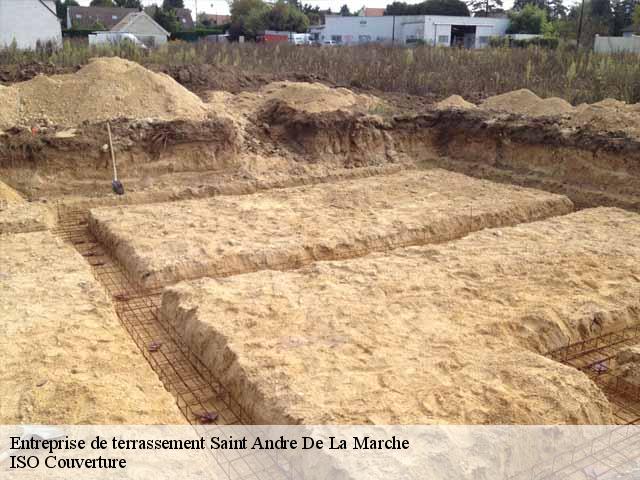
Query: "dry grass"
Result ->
[[3, 39, 640, 103]]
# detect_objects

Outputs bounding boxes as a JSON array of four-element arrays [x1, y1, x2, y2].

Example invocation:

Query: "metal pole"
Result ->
[[392, 15, 395, 44], [576, 0, 585, 49]]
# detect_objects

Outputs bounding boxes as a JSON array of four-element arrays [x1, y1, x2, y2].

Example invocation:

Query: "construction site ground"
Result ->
[[0, 230, 184, 424], [2, 58, 640, 429], [159, 208, 639, 425], [88, 169, 571, 288]]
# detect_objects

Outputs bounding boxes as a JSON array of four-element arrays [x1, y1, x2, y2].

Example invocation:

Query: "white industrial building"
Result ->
[[311, 15, 510, 48], [0, 0, 62, 49]]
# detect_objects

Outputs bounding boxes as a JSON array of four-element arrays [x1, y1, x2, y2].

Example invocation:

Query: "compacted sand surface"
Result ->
[[160, 208, 640, 425], [0, 201, 55, 234], [0, 231, 184, 424], [89, 169, 572, 288]]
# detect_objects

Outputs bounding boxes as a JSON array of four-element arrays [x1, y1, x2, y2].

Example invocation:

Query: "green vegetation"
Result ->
[[229, 0, 309, 39], [507, 5, 550, 34], [384, 0, 470, 16]]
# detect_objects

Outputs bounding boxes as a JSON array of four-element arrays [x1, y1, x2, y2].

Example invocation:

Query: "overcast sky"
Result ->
[[78, 0, 527, 18]]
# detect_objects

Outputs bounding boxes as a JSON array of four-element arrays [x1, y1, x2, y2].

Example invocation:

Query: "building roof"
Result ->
[[111, 11, 170, 36], [68, 6, 137, 29], [38, 0, 59, 19], [360, 7, 385, 16], [144, 6, 194, 30]]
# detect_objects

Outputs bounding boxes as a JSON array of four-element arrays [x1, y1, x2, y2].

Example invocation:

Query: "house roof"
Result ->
[[361, 7, 385, 16], [111, 11, 170, 36], [68, 6, 137, 29], [38, 0, 59, 19]]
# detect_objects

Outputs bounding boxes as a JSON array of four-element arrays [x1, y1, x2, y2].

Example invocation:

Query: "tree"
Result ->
[[465, 0, 504, 16], [339, 4, 352, 15], [634, 3, 640, 29], [114, 0, 143, 8], [89, 0, 115, 6], [162, 0, 185, 9], [229, 0, 310, 38], [507, 4, 548, 33], [153, 7, 181, 32], [385, 0, 469, 15], [55, 0, 79, 22], [547, 0, 567, 19]]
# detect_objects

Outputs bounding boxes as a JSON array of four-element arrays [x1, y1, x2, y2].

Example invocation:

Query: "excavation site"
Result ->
[[4, 57, 640, 432]]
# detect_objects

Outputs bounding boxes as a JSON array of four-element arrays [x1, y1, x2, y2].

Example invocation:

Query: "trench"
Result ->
[[53, 208, 253, 426]]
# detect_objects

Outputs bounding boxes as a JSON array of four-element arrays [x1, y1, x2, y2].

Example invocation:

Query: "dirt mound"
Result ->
[[528, 97, 574, 116], [1, 57, 209, 127], [261, 81, 379, 113], [570, 101, 640, 135], [435, 95, 477, 110], [481, 89, 574, 117], [481, 89, 541, 113], [0, 85, 18, 129]]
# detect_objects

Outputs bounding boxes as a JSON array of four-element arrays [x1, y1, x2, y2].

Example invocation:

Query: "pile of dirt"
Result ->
[[0, 57, 210, 128], [614, 346, 640, 385], [481, 89, 574, 117], [0, 85, 19, 128], [261, 81, 379, 113], [570, 100, 640, 135], [435, 95, 477, 110]]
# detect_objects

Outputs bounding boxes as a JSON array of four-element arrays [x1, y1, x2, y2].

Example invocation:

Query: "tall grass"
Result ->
[[3, 39, 640, 104]]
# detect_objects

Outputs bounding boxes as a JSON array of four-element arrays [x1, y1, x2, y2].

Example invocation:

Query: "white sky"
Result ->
[[78, 0, 530, 19]]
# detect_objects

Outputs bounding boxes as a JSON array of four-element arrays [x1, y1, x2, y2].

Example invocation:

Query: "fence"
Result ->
[[594, 34, 640, 53]]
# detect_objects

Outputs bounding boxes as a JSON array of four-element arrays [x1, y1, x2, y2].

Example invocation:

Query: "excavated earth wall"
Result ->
[[0, 118, 239, 199], [159, 208, 640, 425], [261, 107, 640, 211]]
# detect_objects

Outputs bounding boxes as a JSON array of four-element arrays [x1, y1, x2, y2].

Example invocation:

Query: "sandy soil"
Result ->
[[0, 179, 24, 202], [0, 200, 55, 234], [480, 89, 574, 117], [435, 95, 477, 110], [0, 58, 210, 128], [160, 207, 640, 425], [614, 346, 640, 385], [0, 231, 184, 424], [89, 169, 572, 288]]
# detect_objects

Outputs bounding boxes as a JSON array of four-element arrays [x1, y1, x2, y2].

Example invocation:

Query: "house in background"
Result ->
[[0, 0, 62, 49], [67, 6, 137, 30], [359, 8, 385, 16], [89, 11, 170, 47]]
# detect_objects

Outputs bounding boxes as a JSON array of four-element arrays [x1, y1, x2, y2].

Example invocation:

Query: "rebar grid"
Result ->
[[509, 425, 640, 480], [53, 207, 252, 427], [547, 326, 640, 425], [53, 207, 307, 479]]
